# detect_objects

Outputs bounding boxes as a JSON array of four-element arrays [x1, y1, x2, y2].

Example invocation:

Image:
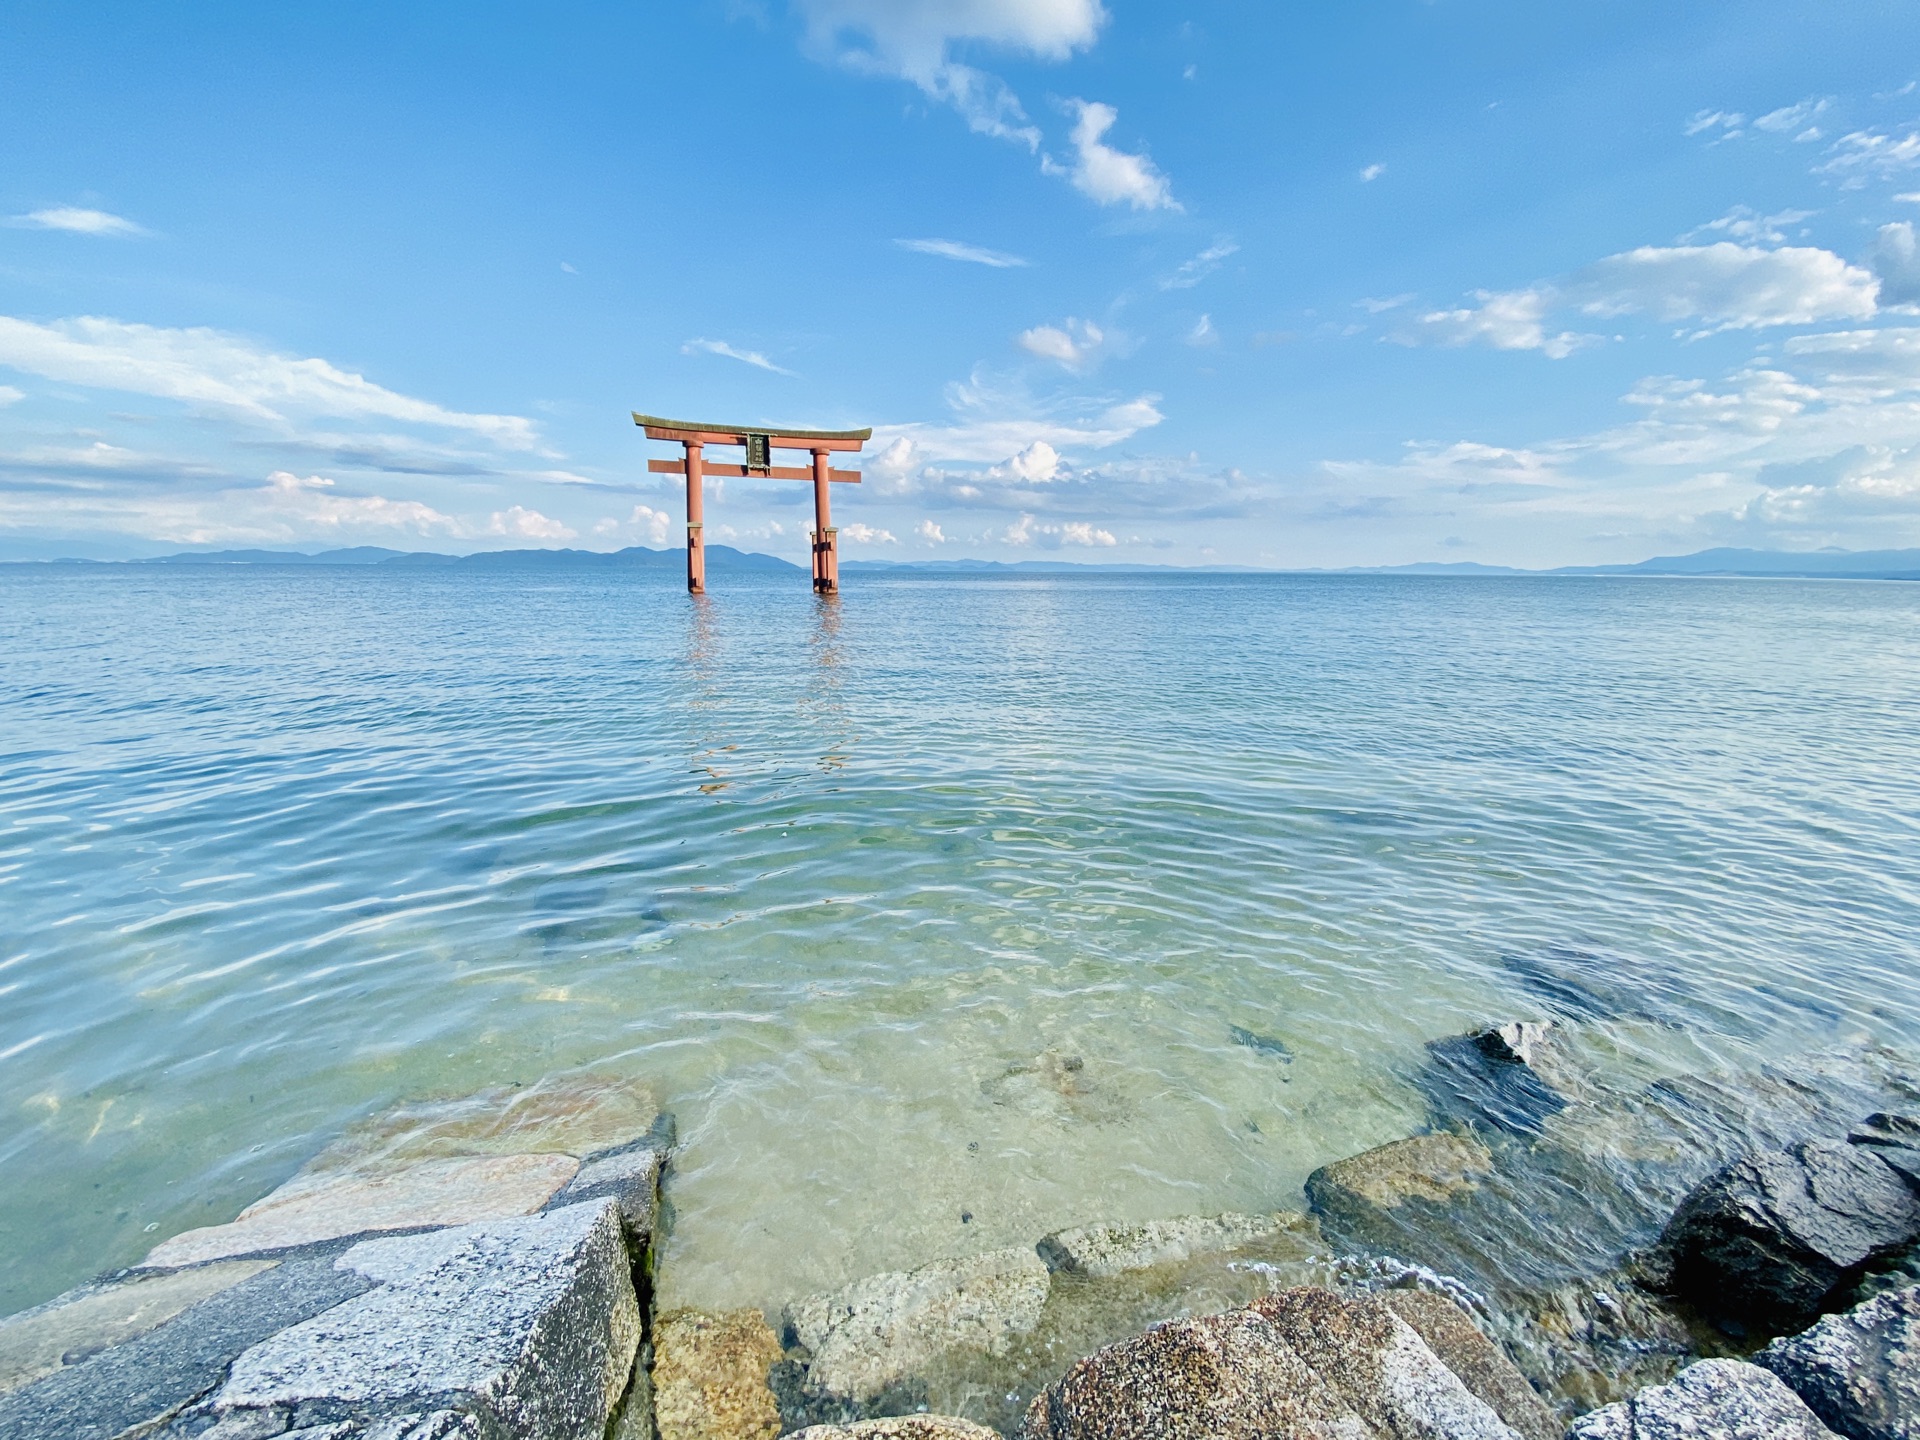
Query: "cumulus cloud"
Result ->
[[1574, 243, 1879, 332], [840, 521, 898, 543], [1162, 241, 1238, 290], [1407, 288, 1593, 359], [0, 315, 540, 447], [10, 206, 146, 236], [794, 0, 1104, 147], [487, 505, 576, 541], [594, 504, 672, 546], [1871, 221, 1920, 308], [1048, 100, 1178, 210], [895, 237, 1028, 267], [1003, 512, 1115, 546], [990, 440, 1062, 482], [916, 519, 946, 543], [681, 337, 795, 375], [1017, 318, 1106, 370]]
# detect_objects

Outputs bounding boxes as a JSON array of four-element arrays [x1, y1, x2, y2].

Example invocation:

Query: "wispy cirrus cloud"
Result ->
[[680, 337, 796, 376], [9, 206, 147, 237], [895, 237, 1029, 268], [1161, 241, 1237, 290]]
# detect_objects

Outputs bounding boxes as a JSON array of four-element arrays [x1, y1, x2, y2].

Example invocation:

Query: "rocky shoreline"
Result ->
[[2, 1021, 1917, 1440]]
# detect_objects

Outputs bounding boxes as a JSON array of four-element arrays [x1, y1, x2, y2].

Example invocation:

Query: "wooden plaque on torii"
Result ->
[[633, 413, 873, 595]]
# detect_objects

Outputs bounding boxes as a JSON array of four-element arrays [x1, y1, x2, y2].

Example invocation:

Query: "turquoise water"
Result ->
[[3, 567, 1918, 1318]]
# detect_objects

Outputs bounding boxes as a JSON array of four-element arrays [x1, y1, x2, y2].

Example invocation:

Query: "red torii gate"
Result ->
[[633, 413, 871, 596]]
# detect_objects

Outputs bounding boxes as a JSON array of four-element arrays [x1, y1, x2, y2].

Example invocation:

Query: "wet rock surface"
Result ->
[[1421, 1023, 1574, 1138], [1307, 1133, 1496, 1223], [1377, 1289, 1559, 1440], [1658, 1139, 1920, 1333], [1758, 1283, 1920, 1440], [1848, 1115, 1920, 1193], [1035, 1212, 1304, 1279], [651, 1309, 783, 1440], [1567, 1358, 1839, 1439]]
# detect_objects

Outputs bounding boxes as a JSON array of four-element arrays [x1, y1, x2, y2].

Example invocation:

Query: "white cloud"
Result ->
[[1357, 294, 1415, 314], [1186, 314, 1217, 347], [840, 521, 898, 543], [0, 315, 539, 447], [1060, 520, 1116, 545], [681, 337, 795, 375], [1049, 100, 1178, 210], [895, 237, 1029, 267], [1360, 163, 1386, 183], [487, 504, 576, 541], [1408, 288, 1593, 359], [795, 0, 1105, 147], [868, 368, 1163, 481], [1003, 512, 1114, 546], [991, 440, 1062, 482], [1685, 110, 1745, 138], [1680, 206, 1815, 245], [1817, 130, 1920, 185], [1870, 222, 1920, 309], [1017, 317, 1105, 370], [1161, 241, 1237, 290], [1753, 98, 1828, 133], [11, 206, 146, 236], [1574, 243, 1879, 332], [593, 503, 672, 546], [916, 519, 946, 543], [0, 385, 21, 406]]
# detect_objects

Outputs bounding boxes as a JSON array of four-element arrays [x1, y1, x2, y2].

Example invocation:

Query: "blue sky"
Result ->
[[4, 0, 1920, 566]]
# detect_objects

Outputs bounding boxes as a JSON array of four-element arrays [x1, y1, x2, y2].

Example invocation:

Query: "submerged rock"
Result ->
[[1016, 1304, 1374, 1440], [651, 1309, 784, 1440], [145, 1153, 582, 1268], [786, 1247, 1051, 1413], [787, 1419, 1001, 1440], [1758, 1283, 1920, 1440], [1421, 1023, 1573, 1138], [213, 1198, 639, 1440], [1658, 1139, 1920, 1332], [1376, 1289, 1560, 1440], [1567, 1358, 1838, 1440], [1848, 1114, 1920, 1194], [1250, 1287, 1519, 1440], [1306, 1132, 1495, 1233], [1035, 1212, 1307, 1278]]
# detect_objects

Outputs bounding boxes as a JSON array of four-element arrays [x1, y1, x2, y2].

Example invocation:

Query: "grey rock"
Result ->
[[216, 1198, 639, 1440], [1849, 1115, 1920, 1194], [1758, 1283, 1920, 1440], [1658, 1139, 1920, 1332], [353, 1412, 485, 1439], [1306, 1133, 1495, 1228], [1422, 1023, 1571, 1138], [543, 1136, 667, 1243], [1250, 1286, 1519, 1440], [1017, 1304, 1378, 1440], [786, 1247, 1050, 1410], [1376, 1289, 1559, 1440], [1567, 1358, 1838, 1439], [786, 1417, 1000, 1440], [1035, 1211, 1306, 1278], [0, 1248, 376, 1440]]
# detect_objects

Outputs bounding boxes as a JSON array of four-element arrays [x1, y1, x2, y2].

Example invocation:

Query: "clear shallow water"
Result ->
[[2, 567, 1918, 1319]]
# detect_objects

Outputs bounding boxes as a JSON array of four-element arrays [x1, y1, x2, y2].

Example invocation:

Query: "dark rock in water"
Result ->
[[1249, 1287, 1519, 1439], [1849, 1114, 1920, 1194], [1568, 1358, 1839, 1439], [1493, 946, 1685, 1026], [1014, 1304, 1372, 1439], [1658, 1139, 1920, 1333], [1378, 1288, 1562, 1440], [1758, 1283, 1920, 1440], [1421, 1022, 1570, 1138], [1229, 1025, 1293, 1062]]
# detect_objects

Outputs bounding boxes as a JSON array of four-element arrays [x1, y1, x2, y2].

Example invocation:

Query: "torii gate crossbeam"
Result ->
[[634, 413, 872, 596]]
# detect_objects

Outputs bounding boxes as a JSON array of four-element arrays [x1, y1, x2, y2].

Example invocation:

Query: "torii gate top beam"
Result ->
[[632, 413, 872, 453]]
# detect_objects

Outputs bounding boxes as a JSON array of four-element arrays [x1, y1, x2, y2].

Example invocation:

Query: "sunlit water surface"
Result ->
[[3, 568, 1918, 1318]]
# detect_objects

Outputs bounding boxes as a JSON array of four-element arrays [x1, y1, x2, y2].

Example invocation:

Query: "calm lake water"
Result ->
[[3, 566, 1918, 1318]]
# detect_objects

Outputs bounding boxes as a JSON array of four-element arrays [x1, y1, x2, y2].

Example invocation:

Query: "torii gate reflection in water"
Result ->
[[633, 413, 872, 596]]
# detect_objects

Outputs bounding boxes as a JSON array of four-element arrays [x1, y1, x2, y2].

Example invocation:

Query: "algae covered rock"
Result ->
[[787, 1419, 1001, 1440], [786, 1247, 1051, 1411], [1758, 1282, 1920, 1440], [1658, 1139, 1920, 1332], [1306, 1132, 1495, 1226], [1035, 1212, 1306, 1278], [1250, 1286, 1519, 1440], [1567, 1358, 1838, 1439], [1377, 1289, 1559, 1440], [1016, 1305, 1375, 1440], [651, 1309, 785, 1440]]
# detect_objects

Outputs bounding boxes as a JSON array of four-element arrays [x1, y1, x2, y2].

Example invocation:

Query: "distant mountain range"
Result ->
[[19, 543, 1920, 580]]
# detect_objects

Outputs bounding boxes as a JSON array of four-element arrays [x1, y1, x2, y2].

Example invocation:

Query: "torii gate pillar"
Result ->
[[811, 447, 837, 595], [684, 440, 706, 595]]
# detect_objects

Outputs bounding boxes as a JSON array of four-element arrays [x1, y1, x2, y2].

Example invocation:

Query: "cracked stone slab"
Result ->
[[1759, 1283, 1920, 1440], [214, 1198, 638, 1440], [0, 1249, 377, 1440], [146, 1153, 581, 1268], [0, 1260, 278, 1396], [1035, 1211, 1306, 1278], [1568, 1358, 1838, 1439], [542, 1136, 668, 1243], [786, 1247, 1051, 1408]]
